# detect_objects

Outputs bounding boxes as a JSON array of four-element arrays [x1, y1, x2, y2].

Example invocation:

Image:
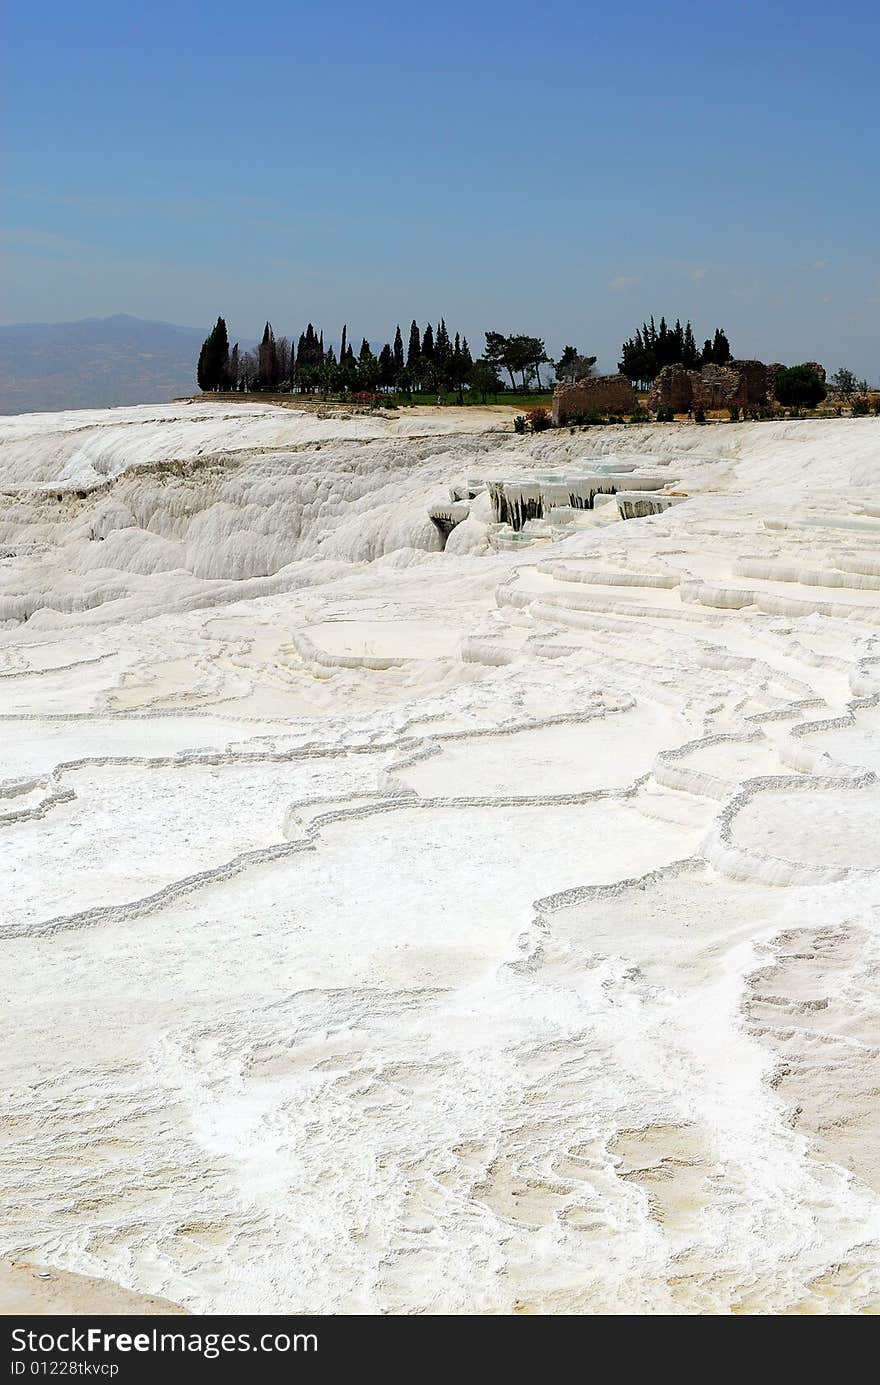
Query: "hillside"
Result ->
[[0, 314, 203, 414]]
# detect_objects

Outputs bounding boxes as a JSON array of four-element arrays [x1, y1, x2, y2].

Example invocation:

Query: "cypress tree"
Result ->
[[672, 318, 684, 362], [657, 317, 669, 367], [258, 322, 279, 390], [407, 320, 421, 369], [378, 343, 395, 389], [435, 318, 451, 366], [340, 324, 347, 363], [683, 322, 698, 368], [393, 325, 404, 374], [197, 316, 230, 391], [197, 337, 211, 392], [421, 322, 435, 363], [216, 317, 230, 389], [357, 338, 378, 391]]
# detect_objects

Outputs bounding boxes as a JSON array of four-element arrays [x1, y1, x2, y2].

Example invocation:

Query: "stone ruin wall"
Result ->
[[553, 360, 827, 423], [649, 360, 774, 413], [551, 374, 637, 425]]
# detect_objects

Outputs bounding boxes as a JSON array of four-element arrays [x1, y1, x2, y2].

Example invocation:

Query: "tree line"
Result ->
[[618, 316, 732, 387], [198, 311, 747, 400], [197, 317, 588, 401]]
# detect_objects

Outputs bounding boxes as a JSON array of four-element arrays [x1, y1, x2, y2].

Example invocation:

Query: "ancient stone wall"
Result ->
[[648, 365, 702, 413], [723, 359, 770, 408], [551, 374, 637, 425], [649, 360, 771, 413], [695, 364, 743, 408]]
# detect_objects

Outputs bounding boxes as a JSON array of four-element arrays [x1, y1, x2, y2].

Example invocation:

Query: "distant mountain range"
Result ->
[[0, 314, 205, 414]]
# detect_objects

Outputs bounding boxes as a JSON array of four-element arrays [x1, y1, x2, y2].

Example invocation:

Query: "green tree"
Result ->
[[774, 365, 827, 412], [683, 322, 699, 367], [257, 322, 279, 390], [524, 336, 549, 388], [485, 331, 515, 389], [357, 338, 379, 391], [831, 367, 858, 399], [321, 346, 338, 396], [485, 332, 545, 390], [378, 342, 395, 389], [448, 332, 472, 402], [393, 325, 405, 376], [712, 328, 732, 364], [395, 365, 414, 398], [197, 316, 230, 391], [555, 346, 597, 383], [407, 320, 421, 377], [619, 329, 655, 386], [468, 356, 504, 403]]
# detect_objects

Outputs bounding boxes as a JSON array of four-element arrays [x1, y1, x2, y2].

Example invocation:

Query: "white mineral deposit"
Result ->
[[2, 403, 880, 1313]]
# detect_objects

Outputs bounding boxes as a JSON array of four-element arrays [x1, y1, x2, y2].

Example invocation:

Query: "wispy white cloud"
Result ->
[[608, 274, 640, 292], [690, 267, 706, 282]]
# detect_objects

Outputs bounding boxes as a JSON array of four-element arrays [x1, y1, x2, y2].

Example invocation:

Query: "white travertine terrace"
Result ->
[[2, 403, 880, 1314]]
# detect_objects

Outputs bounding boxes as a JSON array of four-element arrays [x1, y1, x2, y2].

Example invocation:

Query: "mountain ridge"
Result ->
[[0, 314, 206, 414]]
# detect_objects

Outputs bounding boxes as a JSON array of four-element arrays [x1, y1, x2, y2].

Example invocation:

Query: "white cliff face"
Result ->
[[2, 402, 880, 1314]]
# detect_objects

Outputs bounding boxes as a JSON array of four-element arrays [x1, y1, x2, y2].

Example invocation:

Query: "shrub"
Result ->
[[629, 405, 650, 423], [875, 398, 880, 416], [728, 404, 740, 421], [654, 406, 674, 423], [694, 405, 707, 423], [851, 397, 870, 416], [513, 414, 526, 434], [525, 406, 552, 432], [773, 365, 827, 411]]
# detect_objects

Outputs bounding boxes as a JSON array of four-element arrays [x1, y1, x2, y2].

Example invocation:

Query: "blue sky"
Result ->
[[3, 0, 878, 374]]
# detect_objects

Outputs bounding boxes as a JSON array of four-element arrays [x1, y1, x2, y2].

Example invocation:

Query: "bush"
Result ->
[[851, 397, 870, 416], [728, 404, 740, 421], [875, 398, 880, 416], [525, 406, 552, 432], [629, 406, 650, 423], [694, 405, 707, 423], [570, 409, 603, 426], [773, 365, 827, 411], [513, 414, 526, 434], [654, 406, 674, 423]]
